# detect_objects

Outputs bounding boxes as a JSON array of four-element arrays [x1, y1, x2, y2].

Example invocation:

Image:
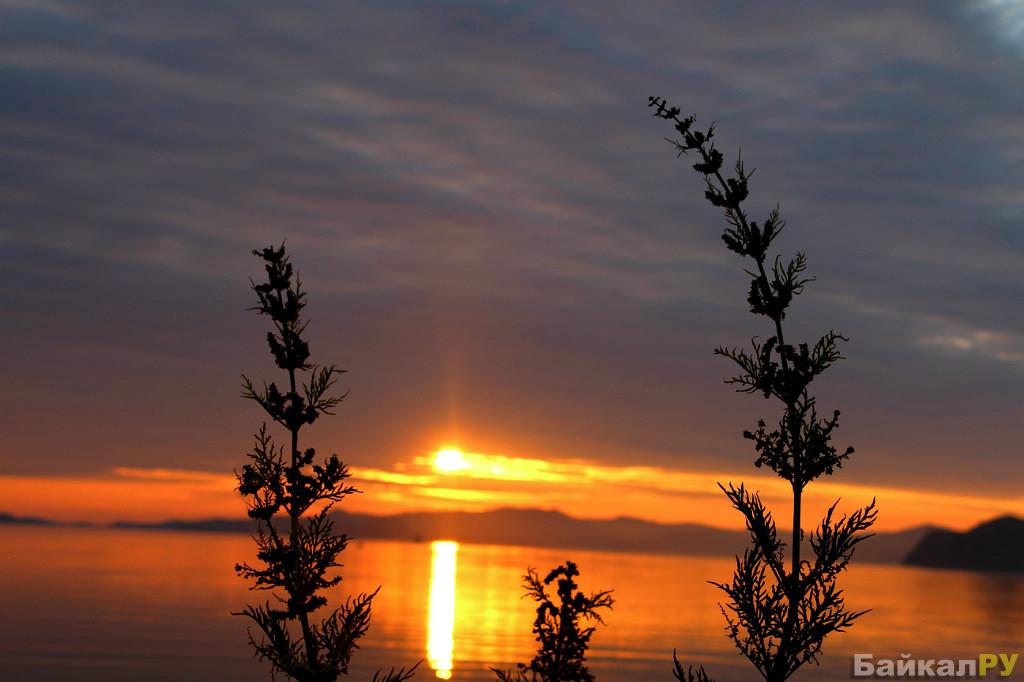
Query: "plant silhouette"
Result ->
[[234, 244, 417, 682], [492, 562, 613, 682], [649, 98, 878, 682]]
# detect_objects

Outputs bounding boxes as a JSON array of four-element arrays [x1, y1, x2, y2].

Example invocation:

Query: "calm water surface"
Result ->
[[4, 525, 1023, 681]]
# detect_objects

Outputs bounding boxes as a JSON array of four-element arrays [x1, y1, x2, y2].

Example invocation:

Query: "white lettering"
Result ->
[[957, 659, 977, 676], [853, 654, 875, 677]]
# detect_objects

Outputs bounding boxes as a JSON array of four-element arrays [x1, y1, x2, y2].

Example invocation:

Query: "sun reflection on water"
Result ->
[[427, 540, 458, 679]]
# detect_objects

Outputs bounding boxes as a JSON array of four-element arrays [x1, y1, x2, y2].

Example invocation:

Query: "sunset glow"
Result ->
[[2, 452, 1022, 532], [420, 448, 573, 483]]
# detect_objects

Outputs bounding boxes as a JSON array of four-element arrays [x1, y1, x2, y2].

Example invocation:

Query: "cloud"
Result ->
[[2, 1, 1022, 508]]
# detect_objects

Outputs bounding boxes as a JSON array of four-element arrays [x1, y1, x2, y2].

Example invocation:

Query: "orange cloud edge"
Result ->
[[3, 450, 1019, 532]]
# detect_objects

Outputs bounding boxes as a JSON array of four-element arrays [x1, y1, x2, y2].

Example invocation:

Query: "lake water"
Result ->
[[3, 525, 1023, 681]]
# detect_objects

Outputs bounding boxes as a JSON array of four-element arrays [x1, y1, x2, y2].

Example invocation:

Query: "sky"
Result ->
[[2, 1, 1023, 531]]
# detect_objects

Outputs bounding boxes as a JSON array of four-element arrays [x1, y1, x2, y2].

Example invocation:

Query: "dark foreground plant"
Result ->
[[492, 562, 613, 682], [649, 98, 878, 682], [234, 244, 417, 682]]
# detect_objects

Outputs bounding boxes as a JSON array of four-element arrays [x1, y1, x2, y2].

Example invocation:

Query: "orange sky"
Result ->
[[5, 445, 1021, 532]]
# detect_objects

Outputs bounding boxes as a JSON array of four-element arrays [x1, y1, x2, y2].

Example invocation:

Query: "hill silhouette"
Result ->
[[2, 506, 928, 564], [0, 511, 54, 525], [904, 515, 1024, 573]]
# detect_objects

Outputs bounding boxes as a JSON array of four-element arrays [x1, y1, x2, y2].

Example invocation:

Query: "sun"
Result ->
[[433, 447, 469, 473]]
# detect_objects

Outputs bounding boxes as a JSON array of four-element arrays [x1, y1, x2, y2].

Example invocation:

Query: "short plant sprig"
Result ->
[[649, 97, 877, 682], [492, 562, 613, 682], [234, 244, 416, 682]]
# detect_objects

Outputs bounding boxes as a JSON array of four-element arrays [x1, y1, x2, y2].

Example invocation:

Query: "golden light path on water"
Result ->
[[427, 540, 459, 680]]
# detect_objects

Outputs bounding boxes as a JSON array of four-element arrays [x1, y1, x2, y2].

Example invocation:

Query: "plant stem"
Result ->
[[706, 170, 803, 679], [289, 361, 318, 671]]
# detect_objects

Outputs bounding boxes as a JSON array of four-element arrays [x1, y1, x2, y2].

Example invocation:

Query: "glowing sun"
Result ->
[[433, 447, 469, 473]]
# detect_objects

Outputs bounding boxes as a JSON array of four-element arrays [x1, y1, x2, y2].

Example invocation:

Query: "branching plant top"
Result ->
[[493, 562, 613, 682], [649, 97, 877, 682], [234, 244, 416, 682]]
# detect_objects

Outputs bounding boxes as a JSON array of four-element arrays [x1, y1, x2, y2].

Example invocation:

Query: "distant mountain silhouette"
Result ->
[[857, 524, 938, 564], [341, 507, 747, 557], [114, 508, 747, 556], [904, 515, 1024, 573], [105, 506, 928, 564], [1, 506, 930, 563], [0, 511, 56, 525]]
